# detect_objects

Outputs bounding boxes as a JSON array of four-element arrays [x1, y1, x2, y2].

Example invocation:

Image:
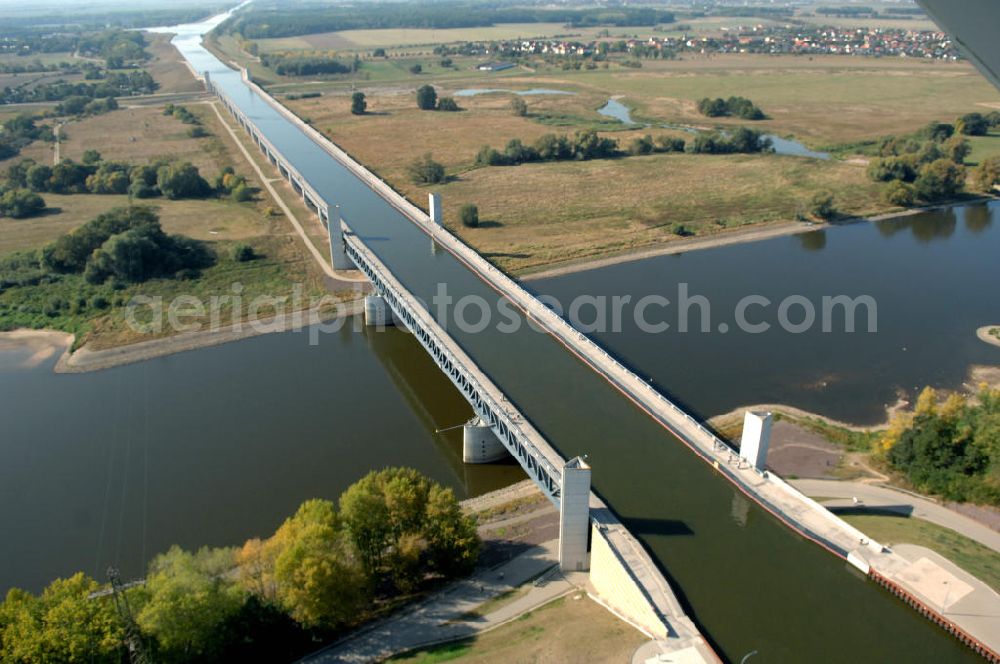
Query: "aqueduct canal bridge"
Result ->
[[163, 12, 993, 662]]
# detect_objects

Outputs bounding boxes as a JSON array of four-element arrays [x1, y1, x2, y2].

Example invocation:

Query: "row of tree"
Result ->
[[7, 155, 250, 203], [415, 85, 459, 112], [1, 70, 156, 105], [0, 468, 481, 662], [475, 130, 619, 168], [226, 3, 673, 39], [260, 52, 356, 77], [697, 96, 766, 120], [878, 386, 1000, 505]]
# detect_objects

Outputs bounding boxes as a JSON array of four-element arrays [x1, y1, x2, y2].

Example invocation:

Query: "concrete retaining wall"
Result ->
[[590, 524, 670, 639]]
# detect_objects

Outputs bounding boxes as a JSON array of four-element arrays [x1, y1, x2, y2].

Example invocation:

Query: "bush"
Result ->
[[510, 97, 528, 117], [350, 91, 366, 115], [407, 153, 446, 184], [628, 134, 654, 156], [672, 223, 692, 236], [810, 192, 837, 220], [409, 63, 423, 75], [437, 97, 459, 112], [415, 84, 436, 110], [156, 162, 211, 200], [459, 203, 479, 228], [232, 243, 256, 262], [0, 188, 46, 218], [696, 96, 764, 120], [654, 135, 685, 153], [883, 180, 915, 207], [188, 126, 209, 138]]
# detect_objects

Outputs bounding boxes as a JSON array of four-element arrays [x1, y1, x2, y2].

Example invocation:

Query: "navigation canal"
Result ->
[[1, 10, 986, 662]]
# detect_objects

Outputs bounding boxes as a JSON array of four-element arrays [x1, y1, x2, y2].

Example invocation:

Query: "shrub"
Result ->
[[914, 158, 965, 201], [459, 203, 479, 228], [510, 97, 528, 117], [810, 192, 837, 220], [232, 243, 255, 262], [628, 134, 654, 156], [350, 91, 366, 115], [415, 84, 436, 110], [883, 180, 915, 206], [407, 153, 446, 184], [956, 112, 988, 136], [972, 156, 1000, 192], [437, 97, 459, 112], [672, 223, 692, 236], [0, 188, 46, 218], [655, 135, 685, 152], [409, 63, 423, 75], [188, 126, 209, 138]]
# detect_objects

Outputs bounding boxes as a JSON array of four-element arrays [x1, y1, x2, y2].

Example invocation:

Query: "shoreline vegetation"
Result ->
[[978, 325, 1000, 349]]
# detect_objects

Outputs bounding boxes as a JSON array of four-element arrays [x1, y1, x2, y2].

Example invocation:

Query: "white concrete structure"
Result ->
[[558, 457, 591, 572], [462, 417, 509, 463], [739, 410, 772, 472], [429, 192, 442, 226], [327, 210, 349, 271]]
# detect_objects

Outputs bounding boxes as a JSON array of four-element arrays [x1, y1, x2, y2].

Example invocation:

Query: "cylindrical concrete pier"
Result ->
[[462, 417, 508, 463]]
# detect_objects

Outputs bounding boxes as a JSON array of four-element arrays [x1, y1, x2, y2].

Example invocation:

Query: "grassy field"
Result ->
[[286, 79, 889, 274], [1, 95, 338, 349], [841, 514, 1000, 593], [388, 595, 647, 664]]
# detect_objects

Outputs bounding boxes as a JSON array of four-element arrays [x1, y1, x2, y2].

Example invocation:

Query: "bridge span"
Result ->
[[201, 55, 998, 661]]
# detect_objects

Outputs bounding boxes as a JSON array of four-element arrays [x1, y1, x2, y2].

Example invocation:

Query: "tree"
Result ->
[[510, 97, 528, 117], [415, 84, 436, 110], [407, 153, 446, 184], [232, 243, 255, 262], [0, 573, 123, 663], [655, 135, 685, 153], [459, 203, 479, 228], [972, 156, 1000, 192], [409, 63, 423, 75], [340, 468, 480, 589], [437, 97, 459, 112], [0, 188, 46, 218], [628, 134, 654, 155], [942, 135, 971, 164], [350, 91, 366, 115], [921, 121, 954, 142], [156, 162, 211, 199], [914, 158, 965, 201], [883, 180, 914, 207], [82, 149, 102, 165], [269, 500, 366, 628], [372, 48, 386, 58], [956, 112, 988, 136], [137, 546, 245, 660], [810, 192, 837, 220]]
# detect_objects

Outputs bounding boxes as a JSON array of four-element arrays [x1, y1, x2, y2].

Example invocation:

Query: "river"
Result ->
[[0, 8, 990, 663]]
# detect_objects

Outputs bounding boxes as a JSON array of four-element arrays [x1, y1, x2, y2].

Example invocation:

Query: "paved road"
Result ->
[[300, 540, 570, 663], [792, 479, 1000, 553]]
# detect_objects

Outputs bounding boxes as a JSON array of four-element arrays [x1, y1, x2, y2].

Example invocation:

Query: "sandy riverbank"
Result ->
[[977, 326, 1000, 349], [521, 198, 992, 282], [0, 298, 365, 375]]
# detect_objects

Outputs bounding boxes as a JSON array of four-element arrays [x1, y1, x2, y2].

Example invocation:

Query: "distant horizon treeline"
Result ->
[[224, 2, 675, 39]]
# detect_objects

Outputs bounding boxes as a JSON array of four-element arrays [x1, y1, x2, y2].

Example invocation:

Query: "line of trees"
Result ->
[[7, 154, 250, 203], [0, 468, 481, 663], [0, 115, 52, 162], [476, 129, 619, 167], [697, 96, 766, 120], [1, 70, 155, 105], [260, 52, 356, 77], [877, 386, 1000, 505], [226, 3, 673, 39]]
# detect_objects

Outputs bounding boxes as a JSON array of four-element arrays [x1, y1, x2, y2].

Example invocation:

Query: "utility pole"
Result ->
[[107, 567, 151, 664]]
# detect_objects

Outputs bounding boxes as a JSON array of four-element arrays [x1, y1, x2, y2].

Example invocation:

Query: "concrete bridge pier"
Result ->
[[559, 456, 592, 572], [364, 294, 396, 328], [326, 210, 351, 271], [462, 417, 510, 463]]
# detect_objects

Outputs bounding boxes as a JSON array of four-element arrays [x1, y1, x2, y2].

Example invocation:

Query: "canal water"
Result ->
[[0, 10, 989, 663]]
